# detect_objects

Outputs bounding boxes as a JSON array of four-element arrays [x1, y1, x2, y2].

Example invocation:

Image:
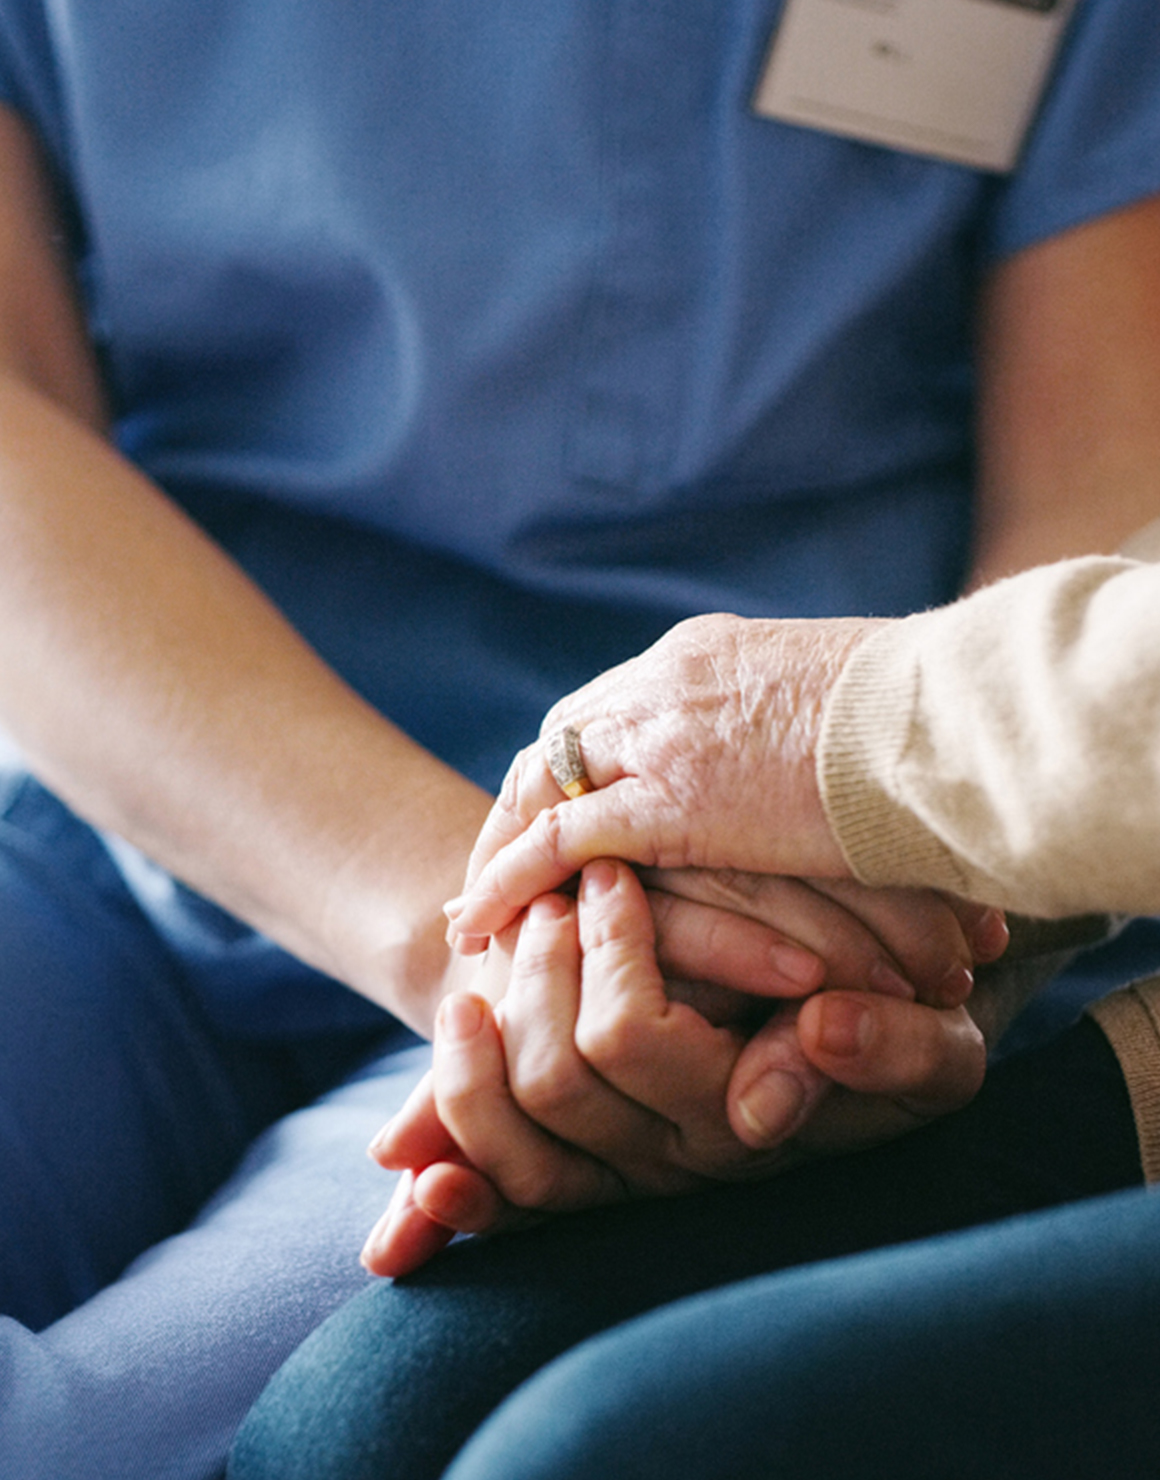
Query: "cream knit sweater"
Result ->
[[818, 554, 1160, 1180]]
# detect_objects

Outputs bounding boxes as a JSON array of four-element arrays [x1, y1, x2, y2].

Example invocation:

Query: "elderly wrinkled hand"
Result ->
[[362, 861, 1001, 1277], [443, 612, 880, 952]]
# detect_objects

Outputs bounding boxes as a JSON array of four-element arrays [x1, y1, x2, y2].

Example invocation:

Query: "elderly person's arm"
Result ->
[[446, 557, 1160, 943]]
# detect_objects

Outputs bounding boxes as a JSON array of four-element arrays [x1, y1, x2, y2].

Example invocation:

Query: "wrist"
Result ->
[[318, 774, 494, 1034], [741, 615, 883, 878], [214, 713, 494, 1033]]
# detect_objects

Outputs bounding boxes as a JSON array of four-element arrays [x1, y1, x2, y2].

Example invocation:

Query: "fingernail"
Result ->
[[868, 960, 916, 1001], [438, 993, 485, 1042], [581, 860, 618, 900], [360, 1209, 392, 1270], [815, 996, 873, 1057], [972, 909, 1010, 962], [360, 1172, 412, 1269], [769, 941, 823, 989], [938, 963, 974, 1007], [366, 1120, 395, 1160], [443, 896, 465, 922], [736, 1071, 807, 1146]]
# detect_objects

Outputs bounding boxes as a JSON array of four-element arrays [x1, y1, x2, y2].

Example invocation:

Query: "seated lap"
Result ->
[[0, 771, 429, 1480], [230, 1016, 1141, 1480]]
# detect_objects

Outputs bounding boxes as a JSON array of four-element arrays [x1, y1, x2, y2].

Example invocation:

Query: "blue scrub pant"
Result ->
[[1, 759, 1152, 1480], [0, 770, 425, 1479], [445, 1184, 1160, 1480], [228, 1011, 1144, 1480]]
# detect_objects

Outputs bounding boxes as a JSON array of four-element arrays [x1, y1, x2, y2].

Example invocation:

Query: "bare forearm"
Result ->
[[968, 196, 1160, 593], [0, 372, 488, 1029]]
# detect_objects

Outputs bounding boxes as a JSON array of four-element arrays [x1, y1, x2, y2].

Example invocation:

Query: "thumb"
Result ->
[[727, 1006, 832, 1150], [797, 991, 986, 1117]]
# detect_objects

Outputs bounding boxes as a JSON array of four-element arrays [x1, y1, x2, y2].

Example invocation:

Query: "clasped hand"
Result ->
[[363, 861, 1004, 1277], [362, 613, 1008, 1277]]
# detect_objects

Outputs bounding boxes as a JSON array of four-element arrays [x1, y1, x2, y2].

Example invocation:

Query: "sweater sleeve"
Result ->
[[818, 556, 1160, 919]]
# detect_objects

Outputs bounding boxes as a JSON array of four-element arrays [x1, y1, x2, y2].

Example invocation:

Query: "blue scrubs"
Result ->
[[0, 1, 1157, 1474], [4, 3, 1160, 816]]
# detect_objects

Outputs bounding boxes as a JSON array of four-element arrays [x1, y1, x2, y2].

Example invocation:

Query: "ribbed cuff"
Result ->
[[1088, 977, 1160, 1185], [818, 621, 971, 894]]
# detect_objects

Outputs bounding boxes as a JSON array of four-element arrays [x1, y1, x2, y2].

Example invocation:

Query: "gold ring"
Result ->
[[545, 724, 594, 800]]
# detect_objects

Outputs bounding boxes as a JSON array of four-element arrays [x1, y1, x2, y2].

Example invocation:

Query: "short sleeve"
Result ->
[[0, 1, 70, 165], [983, 0, 1160, 260]]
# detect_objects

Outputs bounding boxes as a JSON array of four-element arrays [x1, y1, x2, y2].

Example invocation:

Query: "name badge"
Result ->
[[753, 0, 1077, 172]]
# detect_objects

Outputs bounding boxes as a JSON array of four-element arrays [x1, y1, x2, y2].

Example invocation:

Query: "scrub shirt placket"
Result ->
[[566, 0, 721, 499]]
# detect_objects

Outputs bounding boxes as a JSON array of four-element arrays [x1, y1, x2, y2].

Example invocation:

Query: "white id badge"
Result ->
[[753, 0, 1077, 172]]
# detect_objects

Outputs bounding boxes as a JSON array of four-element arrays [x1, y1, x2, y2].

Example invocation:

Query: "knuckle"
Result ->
[[432, 1068, 483, 1127], [663, 1119, 744, 1180], [539, 698, 569, 737], [501, 746, 546, 825], [694, 909, 737, 964], [510, 1048, 583, 1123], [575, 1000, 648, 1075], [509, 937, 563, 983], [905, 900, 969, 967], [713, 868, 771, 905], [644, 888, 676, 938], [903, 1010, 986, 1111], [496, 748, 532, 810], [528, 806, 566, 866], [499, 1152, 577, 1212]]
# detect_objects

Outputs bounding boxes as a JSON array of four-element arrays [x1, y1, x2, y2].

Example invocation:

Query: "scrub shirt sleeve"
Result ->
[[984, 0, 1160, 261], [0, 3, 73, 167], [0, 8, 23, 108]]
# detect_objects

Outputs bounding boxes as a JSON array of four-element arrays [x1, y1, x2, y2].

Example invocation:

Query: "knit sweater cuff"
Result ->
[[1088, 978, 1160, 1184], [818, 619, 972, 895]]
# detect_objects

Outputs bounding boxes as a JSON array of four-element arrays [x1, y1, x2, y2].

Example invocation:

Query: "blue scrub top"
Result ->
[[0, 0, 1159, 1037], [0, 0, 1158, 794]]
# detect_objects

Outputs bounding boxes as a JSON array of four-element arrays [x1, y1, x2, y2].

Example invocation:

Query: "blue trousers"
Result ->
[[0, 770, 426, 1479], [1, 760, 1152, 1479], [228, 1011, 1144, 1480], [446, 1184, 1160, 1480]]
